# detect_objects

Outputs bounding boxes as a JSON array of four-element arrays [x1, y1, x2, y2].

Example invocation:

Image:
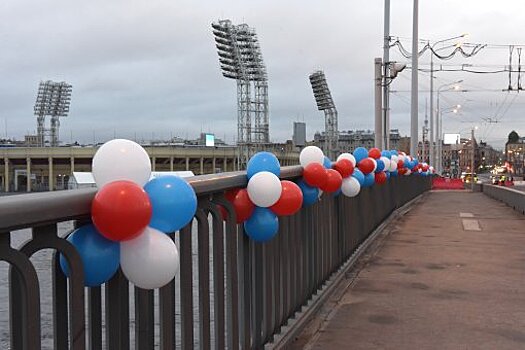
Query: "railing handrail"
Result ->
[[0, 165, 303, 232]]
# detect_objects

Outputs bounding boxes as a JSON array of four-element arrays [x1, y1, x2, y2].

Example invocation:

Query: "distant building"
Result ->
[[314, 129, 403, 153], [505, 130, 525, 176], [293, 122, 306, 147]]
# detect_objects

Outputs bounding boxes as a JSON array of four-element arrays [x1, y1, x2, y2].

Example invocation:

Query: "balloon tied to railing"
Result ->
[[221, 146, 434, 243], [59, 139, 433, 290], [60, 139, 197, 289]]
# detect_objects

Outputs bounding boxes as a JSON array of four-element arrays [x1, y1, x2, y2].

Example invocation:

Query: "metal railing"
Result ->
[[0, 166, 430, 349], [481, 184, 525, 214]]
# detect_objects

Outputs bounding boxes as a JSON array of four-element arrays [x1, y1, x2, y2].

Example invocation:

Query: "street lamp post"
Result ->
[[436, 80, 462, 174], [428, 34, 467, 169]]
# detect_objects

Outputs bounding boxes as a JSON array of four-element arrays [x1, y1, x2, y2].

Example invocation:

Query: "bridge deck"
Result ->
[[296, 191, 525, 350]]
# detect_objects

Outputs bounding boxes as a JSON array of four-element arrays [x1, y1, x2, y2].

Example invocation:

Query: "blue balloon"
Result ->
[[60, 224, 120, 287], [323, 156, 332, 169], [144, 175, 197, 233], [390, 150, 398, 156], [297, 179, 319, 206], [413, 158, 419, 166], [353, 147, 369, 163], [386, 171, 391, 180], [381, 150, 392, 159], [244, 207, 279, 242], [247, 152, 280, 179], [363, 173, 375, 187], [352, 168, 365, 186], [404, 160, 412, 168], [390, 169, 399, 177], [332, 188, 342, 197], [375, 159, 385, 172]]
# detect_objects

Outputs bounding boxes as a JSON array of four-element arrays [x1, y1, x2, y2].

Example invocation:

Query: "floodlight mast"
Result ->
[[33, 80, 72, 147], [309, 71, 339, 160], [212, 19, 269, 168]]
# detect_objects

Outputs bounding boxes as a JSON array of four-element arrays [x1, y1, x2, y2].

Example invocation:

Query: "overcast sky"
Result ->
[[1, 0, 525, 149]]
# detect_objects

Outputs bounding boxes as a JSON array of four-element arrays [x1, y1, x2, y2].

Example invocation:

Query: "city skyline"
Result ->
[[1, 0, 525, 150]]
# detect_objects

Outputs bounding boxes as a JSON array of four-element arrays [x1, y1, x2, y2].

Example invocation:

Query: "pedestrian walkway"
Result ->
[[297, 191, 525, 350]]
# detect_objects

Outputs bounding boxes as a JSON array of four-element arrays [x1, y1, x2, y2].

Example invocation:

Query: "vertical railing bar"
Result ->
[[225, 216, 239, 350], [273, 224, 281, 336], [135, 287, 155, 350], [253, 242, 263, 348], [179, 223, 194, 349], [195, 207, 211, 350], [105, 269, 130, 350], [87, 287, 102, 350], [159, 233, 176, 350], [52, 252, 69, 350], [240, 227, 251, 349], [264, 239, 274, 344]]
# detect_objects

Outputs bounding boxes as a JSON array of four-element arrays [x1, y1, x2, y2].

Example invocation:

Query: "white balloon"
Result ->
[[398, 155, 406, 163], [341, 177, 361, 197], [299, 146, 325, 167], [92, 139, 151, 188], [121, 227, 179, 290], [390, 155, 399, 164], [380, 156, 390, 171], [370, 158, 377, 172], [336, 153, 357, 167], [318, 189, 324, 199], [247, 171, 282, 207], [389, 158, 398, 172], [405, 169, 412, 176]]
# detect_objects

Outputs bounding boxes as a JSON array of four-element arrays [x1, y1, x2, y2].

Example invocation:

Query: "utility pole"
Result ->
[[429, 54, 434, 167], [383, 0, 391, 149], [471, 127, 475, 191], [410, 0, 419, 156], [375, 58, 383, 149]]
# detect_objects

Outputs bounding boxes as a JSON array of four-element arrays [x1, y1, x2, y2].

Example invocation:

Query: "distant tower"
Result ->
[[33, 80, 72, 147], [212, 19, 269, 167], [309, 71, 338, 159]]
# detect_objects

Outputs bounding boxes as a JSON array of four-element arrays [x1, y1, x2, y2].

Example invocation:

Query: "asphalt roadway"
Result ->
[[294, 190, 525, 350]]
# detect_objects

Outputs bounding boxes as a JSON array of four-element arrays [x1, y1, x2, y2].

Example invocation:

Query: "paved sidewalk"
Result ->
[[300, 191, 525, 350]]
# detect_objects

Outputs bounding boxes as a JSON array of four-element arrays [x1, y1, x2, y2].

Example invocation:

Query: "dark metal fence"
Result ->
[[0, 166, 430, 349]]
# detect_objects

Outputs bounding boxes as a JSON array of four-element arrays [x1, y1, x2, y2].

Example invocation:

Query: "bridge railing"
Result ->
[[0, 166, 430, 349]]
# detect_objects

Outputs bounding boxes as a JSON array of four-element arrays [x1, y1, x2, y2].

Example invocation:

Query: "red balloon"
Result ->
[[368, 148, 381, 159], [358, 158, 375, 174], [398, 168, 407, 175], [320, 169, 343, 193], [303, 163, 328, 188], [91, 180, 152, 242], [422, 164, 429, 172], [333, 159, 354, 178], [397, 160, 404, 170], [270, 181, 303, 216], [224, 188, 255, 223], [375, 172, 387, 185]]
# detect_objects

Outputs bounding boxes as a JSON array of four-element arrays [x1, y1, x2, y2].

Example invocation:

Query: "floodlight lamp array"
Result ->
[[309, 71, 335, 110], [34, 81, 72, 117], [212, 20, 267, 82]]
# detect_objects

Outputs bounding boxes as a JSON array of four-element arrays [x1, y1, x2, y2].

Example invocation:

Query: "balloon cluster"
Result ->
[[60, 139, 197, 289], [220, 152, 304, 242]]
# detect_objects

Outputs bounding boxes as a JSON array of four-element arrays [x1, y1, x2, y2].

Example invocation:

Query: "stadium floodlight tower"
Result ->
[[34, 80, 72, 147], [212, 19, 269, 168], [309, 71, 338, 159]]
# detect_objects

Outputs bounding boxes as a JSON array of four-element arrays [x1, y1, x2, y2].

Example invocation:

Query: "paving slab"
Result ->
[[300, 191, 525, 350]]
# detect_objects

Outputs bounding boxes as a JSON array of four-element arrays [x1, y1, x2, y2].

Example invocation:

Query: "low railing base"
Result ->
[[266, 191, 428, 350]]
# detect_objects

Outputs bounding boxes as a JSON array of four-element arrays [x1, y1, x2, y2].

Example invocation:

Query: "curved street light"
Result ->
[[436, 80, 463, 174]]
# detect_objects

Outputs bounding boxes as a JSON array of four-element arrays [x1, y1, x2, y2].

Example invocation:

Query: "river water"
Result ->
[[0, 220, 215, 349]]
